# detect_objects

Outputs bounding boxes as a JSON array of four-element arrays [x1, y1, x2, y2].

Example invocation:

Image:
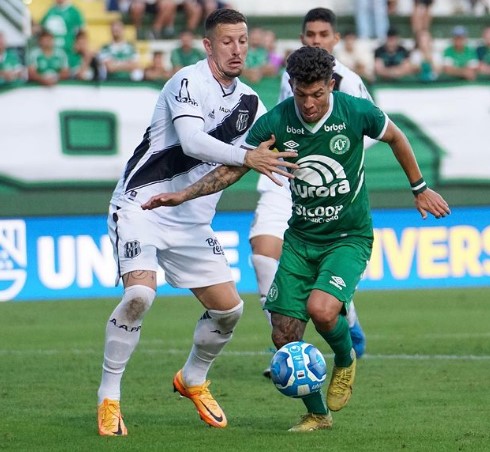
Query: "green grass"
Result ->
[[1, 288, 489, 451]]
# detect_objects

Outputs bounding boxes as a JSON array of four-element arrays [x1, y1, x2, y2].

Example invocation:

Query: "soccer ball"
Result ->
[[270, 341, 327, 398]]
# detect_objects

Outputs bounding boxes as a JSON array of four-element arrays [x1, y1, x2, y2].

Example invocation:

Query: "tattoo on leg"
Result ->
[[123, 271, 155, 285], [271, 313, 307, 349]]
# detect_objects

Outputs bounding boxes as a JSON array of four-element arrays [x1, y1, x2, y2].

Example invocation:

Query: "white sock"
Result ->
[[97, 285, 155, 403], [182, 300, 244, 386], [251, 254, 279, 326], [346, 301, 358, 328]]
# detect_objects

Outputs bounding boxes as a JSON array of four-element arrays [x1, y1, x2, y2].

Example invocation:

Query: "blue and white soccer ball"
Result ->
[[270, 341, 327, 398]]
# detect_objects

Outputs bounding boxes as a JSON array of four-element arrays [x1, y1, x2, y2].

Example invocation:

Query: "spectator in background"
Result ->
[[335, 29, 374, 82], [262, 29, 284, 77], [442, 25, 478, 81], [476, 25, 490, 76], [129, 0, 202, 38], [99, 20, 143, 81], [40, 0, 85, 59], [466, 0, 490, 15], [411, 0, 434, 36], [27, 29, 70, 86], [354, 0, 389, 40], [0, 31, 25, 86], [144, 50, 172, 81], [242, 27, 269, 83], [410, 29, 441, 81], [170, 29, 205, 73], [374, 26, 413, 81], [129, 0, 175, 39], [69, 29, 102, 81], [387, 0, 398, 14], [198, 0, 232, 19]]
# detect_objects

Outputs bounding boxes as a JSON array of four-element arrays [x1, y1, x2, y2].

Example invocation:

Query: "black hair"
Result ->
[[286, 46, 335, 85], [302, 7, 337, 33], [205, 8, 247, 37]]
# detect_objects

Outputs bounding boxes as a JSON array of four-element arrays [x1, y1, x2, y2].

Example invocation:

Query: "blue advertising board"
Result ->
[[1, 206, 489, 302]]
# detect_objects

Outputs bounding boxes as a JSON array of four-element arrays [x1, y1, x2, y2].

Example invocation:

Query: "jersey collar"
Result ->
[[294, 93, 334, 134]]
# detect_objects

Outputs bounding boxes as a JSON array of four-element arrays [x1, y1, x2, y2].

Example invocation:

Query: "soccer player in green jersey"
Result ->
[[141, 46, 450, 432]]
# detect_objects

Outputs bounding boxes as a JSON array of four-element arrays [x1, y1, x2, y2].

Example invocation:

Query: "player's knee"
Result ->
[[122, 285, 156, 322], [210, 299, 244, 332], [308, 298, 340, 326]]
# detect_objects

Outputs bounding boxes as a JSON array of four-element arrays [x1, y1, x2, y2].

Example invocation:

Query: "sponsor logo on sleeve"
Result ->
[[175, 78, 198, 106]]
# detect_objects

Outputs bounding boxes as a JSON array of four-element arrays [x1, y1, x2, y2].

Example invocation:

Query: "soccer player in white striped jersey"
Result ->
[[96, 8, 298, 436], [249, 9, 372, 375]]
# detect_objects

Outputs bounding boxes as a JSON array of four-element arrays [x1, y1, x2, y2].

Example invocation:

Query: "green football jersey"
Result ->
[[28, 48, 68, 76], [246, 92, 388, 244], [170, 47, 205, 68], [99, 42, 137, 80], [41, 4, 85, 55], [443, 45, 478, 68], [0, 49, 23, 85]]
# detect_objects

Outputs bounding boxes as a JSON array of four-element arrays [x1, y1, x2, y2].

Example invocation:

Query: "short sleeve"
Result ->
[[165, 70, 205, 121]]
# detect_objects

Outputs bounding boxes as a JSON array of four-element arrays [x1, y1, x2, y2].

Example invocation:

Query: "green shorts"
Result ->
[[265, 232, 373, 322]]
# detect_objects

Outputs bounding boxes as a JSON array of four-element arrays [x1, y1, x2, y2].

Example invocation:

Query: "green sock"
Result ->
[[301, 390, 328, 415], [317, 315, 353, 367]]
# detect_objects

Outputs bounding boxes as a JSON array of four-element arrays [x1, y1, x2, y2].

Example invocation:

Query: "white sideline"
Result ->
[[1, 348, 489, 360]]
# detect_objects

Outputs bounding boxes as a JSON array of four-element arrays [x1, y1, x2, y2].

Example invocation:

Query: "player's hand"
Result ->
[[141, 192, 186, 210], [414, 188, 451, 219], [244, 135, 299, 186]]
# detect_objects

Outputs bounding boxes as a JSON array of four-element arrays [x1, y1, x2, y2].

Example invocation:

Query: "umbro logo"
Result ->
[[329, 275, 346, 290], [283, 140, 299, 151]]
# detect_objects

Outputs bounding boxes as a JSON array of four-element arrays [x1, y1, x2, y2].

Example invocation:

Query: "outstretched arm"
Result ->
[[142, 136, 295, 210], [175, 117, 298, 185], [381, 120, 451, 219], [142, 165, 248, 210]]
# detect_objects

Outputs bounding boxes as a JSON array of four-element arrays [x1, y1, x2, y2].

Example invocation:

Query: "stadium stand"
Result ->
[[27, 0, 132, 51], [0, 0, 488, 217]]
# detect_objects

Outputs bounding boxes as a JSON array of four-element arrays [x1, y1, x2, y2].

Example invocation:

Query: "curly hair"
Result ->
[[205, 9, 247, 37], [286, 46, 335, 85]]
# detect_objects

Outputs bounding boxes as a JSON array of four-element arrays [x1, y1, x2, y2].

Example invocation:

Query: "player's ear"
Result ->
[[202, 37, 212, 56]]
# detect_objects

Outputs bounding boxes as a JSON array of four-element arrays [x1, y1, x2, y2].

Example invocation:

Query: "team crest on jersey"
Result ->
[[175, 78, 198, 106], [236, 110, 249, 132], [124, 240, 141, 258], [330, 134, 350, 155], [267, 282, 278, 301]]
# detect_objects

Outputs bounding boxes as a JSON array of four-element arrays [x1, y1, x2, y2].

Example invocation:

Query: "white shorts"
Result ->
[[248, 189, 292, 241], [108, 204, 233, 288]]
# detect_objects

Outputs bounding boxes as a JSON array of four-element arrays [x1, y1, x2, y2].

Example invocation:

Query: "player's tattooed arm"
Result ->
[[141, 165, 248, 210]]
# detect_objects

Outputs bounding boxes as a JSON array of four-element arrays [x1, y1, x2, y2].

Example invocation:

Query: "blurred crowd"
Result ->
[[0, 0, 489, 88]]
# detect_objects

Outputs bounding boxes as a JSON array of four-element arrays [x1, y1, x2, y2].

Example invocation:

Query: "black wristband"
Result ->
[[410, 178, 427, 195]]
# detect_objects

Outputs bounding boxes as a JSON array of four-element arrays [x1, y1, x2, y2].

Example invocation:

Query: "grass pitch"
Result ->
[[1, 288, 489, 451]]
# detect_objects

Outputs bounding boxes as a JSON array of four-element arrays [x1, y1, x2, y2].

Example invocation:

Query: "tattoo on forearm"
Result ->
[[185, 166, 248, 200]]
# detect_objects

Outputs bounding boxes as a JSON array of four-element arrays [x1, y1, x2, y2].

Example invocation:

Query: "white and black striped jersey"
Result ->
[[111, 59, 266, 225]]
